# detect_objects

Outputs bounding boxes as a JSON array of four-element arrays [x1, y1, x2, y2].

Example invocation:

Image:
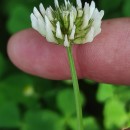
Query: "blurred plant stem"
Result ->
[[66, 46, 83, 130]]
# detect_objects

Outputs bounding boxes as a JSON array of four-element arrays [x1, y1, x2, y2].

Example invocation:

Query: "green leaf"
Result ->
[[0, 74, 40, 110], [69, 117, 100, 130], [126, 116, 130, 127], [68, 118, 79, 130], [56, 88, 85, 116], [62, 80, 72, 85], [0, 74, 33, 103], [0, 92, 7, 105], [123, 0, 130, 16], [83, 117, 100, 130], [115, 86, 130, 102], [0, 102, 20, 127], [0, 53, 7, 78], [7, 5, 31, 33], [84, 79, 96, 85], [4, 0, 23, 15], [100, 0, 122, 13], [96, 83, 115, 102], [57, 88, 76, 116], [104, 99, 128, 129], [22, 110, 62, 130]]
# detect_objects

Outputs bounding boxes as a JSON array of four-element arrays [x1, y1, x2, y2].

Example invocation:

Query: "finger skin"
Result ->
[[7, 18, 130, 85]]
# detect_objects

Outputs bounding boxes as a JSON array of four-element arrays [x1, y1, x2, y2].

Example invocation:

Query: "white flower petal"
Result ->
[[82, 2, 90, 28], [56, 21, 63, 39], [92, 9, 104, 20], [69, 25, 76, 40], [45, 15, 57, 43], [54, 0, 59, 7], [39, 3, 45, 16], [89, 1, 95, 19], [92, 19, 101, 36], [37, 18, 46, 36], [82, 27, 94, 43], [64, 0, 67, 8], [68, 0, 70, 5], [99, 10, 104, 19], [31, 13, 37, 22], [69, 11, 74, 30], [86, 27, 94, 42], [46, 7, 54, 21], [76, 0, 82, 9], [91, 8, 104, 36], [33, 7, 42, 19], [72, 6, 77, 20], [64, 35, 69, 47], [84, 2, 89, 14], [32, 7, 47, 36], [94, 27, 101, 36], [77, 9, 83, 17], [30, 13, 39, 31], [92, 8, 100, 20]]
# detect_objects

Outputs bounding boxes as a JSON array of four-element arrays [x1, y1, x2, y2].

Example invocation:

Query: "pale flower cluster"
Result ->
[[30, 0, 104, 47]]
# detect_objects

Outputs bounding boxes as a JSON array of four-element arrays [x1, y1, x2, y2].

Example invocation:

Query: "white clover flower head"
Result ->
[[30, 0, 104, 47]]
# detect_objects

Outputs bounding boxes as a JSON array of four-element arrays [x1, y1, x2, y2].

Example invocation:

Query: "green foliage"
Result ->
[[56, 88, 85, 116], [1, 0, 130, 130], [57, 88, 76, 116], [84, 79, 96, 85], [97, 83, 130, 129], [99, 0, 123, 18], [0, 102, 20, 127], [69, 117, 100, 130], [7, 5, 31, 33], [0, 74, 33, 103], [123, 0, 130, 16], [83, 117, 100, 130], [22, 110, 62, 130], [100, 0, 122, 13], [115, 87, 130, 102], [0, 53, 7, 78], [96, 83, 115, 102], [104, 99, 128, 129]]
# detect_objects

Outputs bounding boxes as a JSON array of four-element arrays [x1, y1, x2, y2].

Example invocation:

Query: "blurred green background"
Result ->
[[0, 0, 130, 130]]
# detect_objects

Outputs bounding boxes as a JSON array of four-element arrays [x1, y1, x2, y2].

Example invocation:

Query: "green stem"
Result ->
[[66, 46, 83, 130]]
